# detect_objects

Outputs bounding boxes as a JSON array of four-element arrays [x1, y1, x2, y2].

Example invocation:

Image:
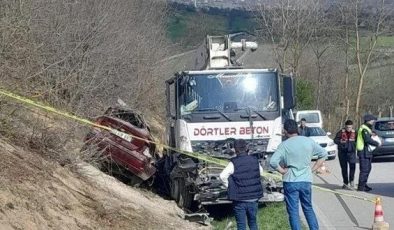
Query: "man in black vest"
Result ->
[[220, 139, 264, 230]]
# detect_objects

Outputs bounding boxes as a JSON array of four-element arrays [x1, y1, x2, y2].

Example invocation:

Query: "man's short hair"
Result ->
[[345, 120, 353, 126], [284, 119, 299, 134], [234, 139, 247, 152], [300, 118, 306, 122]]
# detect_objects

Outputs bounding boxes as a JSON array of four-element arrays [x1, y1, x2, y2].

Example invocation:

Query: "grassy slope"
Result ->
[[167, 8, 256, 44], [212, 203, 292, 230]]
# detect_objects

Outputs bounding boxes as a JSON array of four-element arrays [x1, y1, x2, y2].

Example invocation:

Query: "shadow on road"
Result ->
[[313, 182, 394, 198], [372, 156, 394, 163], [365, 183, 394, 198], [315, 176, 363, 229]]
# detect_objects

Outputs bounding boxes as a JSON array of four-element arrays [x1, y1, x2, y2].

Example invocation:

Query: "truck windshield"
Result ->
[[178, 72, 279, 116]]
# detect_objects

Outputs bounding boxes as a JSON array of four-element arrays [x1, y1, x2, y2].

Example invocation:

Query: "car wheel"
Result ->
[[177, 178, 195, 211], [170, 178, 180, 202]]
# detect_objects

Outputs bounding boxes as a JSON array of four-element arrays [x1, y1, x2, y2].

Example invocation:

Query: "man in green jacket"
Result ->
[[356, 114, 381, 192]]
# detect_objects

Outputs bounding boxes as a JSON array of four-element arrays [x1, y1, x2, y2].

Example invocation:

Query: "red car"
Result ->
[[83, 107, 157, 181]]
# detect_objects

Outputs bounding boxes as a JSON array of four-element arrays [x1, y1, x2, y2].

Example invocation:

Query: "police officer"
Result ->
[[334, 120, 356, 189], [356, 114, 381, 192]]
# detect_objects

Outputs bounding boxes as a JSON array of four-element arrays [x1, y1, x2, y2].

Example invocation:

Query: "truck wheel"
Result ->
[[170, 178, 180, 202], [177, 178, 194, 211]]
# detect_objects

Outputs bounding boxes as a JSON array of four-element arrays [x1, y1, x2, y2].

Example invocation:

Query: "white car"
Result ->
[[307, 126, 337, 160]]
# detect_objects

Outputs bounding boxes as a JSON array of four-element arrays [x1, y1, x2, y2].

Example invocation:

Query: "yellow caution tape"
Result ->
[[0, 88, 229, 166], [0, 88, 376, 204], [312, 185, 375, 203]]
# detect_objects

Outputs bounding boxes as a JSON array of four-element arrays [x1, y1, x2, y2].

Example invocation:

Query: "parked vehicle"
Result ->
[[82, 107, 157, 182], [372, 117, 394, 158], [307, 126, 337, 160], [295, 110, 323, 128]]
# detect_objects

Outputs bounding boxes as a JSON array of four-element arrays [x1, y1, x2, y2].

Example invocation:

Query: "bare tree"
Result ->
[[1, 0, 169, 117], [309, 0, 333, 110], [340, 0, 389, 123], [256, 0, 316, 76], [1, 0, 170, 160]]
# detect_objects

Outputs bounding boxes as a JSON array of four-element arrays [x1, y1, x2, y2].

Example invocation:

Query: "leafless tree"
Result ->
[[255, 0, 316, 76], [336, 0, 390, 123], [1, 0, 169, 162]]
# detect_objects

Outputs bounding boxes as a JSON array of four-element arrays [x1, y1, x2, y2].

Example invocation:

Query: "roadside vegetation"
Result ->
[[1, 0, 394, 229], [212, 203, 294, 230]]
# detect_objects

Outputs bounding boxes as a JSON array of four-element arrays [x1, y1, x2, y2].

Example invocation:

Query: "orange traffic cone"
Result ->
[[372, 197, 389, 230]]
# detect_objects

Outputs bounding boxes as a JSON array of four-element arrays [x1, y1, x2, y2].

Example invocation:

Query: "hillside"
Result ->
[[0, 138, 206, 230]]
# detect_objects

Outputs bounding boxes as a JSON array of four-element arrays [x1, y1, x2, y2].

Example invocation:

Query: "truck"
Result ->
[[162, 35, 296, 210]]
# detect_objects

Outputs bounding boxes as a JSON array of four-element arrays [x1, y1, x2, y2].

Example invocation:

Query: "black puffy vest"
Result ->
[[228, 153, 263, 201]]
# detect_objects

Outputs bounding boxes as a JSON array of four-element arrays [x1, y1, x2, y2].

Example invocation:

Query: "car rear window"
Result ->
[[106, 108, 145, 129], [299, 113, 320, 123], [375, 120, 394, 131]]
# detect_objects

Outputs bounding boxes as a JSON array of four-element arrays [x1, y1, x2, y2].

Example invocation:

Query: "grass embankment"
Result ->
[[167, 9, 256, 44], [212, 203, 292, 230]]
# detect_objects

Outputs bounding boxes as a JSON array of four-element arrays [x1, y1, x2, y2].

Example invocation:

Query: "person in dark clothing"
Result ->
[[220, 139, 264, 230], [298, 118, 310, 136], [334, 120, 357, 189], [356, 114, 381, 192]]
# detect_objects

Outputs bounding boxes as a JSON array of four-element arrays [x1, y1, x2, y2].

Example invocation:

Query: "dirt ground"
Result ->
[[0, 138, 208, 230]]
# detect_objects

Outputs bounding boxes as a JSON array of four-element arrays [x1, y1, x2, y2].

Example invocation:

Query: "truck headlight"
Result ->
[[328, 142, 335, 147]]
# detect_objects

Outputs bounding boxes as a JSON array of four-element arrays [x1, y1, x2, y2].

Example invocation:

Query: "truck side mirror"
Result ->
[[166, 78, 176, 120], [283, 76, 296, 110]]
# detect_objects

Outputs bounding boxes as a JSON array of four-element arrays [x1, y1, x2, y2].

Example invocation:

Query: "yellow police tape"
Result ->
[[0, 88, 376, 204]]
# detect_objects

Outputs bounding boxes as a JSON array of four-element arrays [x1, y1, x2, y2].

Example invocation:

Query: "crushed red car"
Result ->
[[82, 107, 157, 181]]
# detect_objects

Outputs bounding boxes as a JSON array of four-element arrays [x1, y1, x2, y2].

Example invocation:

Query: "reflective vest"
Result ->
[[356, 124, 372, 151]]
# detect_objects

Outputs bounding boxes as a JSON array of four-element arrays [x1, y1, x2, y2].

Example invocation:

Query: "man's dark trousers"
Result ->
[[358, 152, 372, 189], [233, 201, 258, 230], [338, 151, 356, 185]]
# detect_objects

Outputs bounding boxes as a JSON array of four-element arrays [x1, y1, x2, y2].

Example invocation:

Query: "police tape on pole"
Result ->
[[0, 88, 380, 205]]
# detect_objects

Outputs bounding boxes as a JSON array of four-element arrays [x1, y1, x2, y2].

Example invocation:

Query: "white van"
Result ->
[[295, 110, 323, 128]]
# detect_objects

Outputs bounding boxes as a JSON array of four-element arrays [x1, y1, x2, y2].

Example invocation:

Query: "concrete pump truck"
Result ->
[[162, 35, 296, 211]]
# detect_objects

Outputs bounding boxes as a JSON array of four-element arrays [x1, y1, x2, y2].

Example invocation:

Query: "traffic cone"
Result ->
[[372, 197, 389, 230]]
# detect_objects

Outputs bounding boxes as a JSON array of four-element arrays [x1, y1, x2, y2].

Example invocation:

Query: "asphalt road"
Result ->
[[309, 156, 394, 230]]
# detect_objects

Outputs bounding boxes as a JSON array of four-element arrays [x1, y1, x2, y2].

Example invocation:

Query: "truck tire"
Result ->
[[177, 178, 194, 211], [170, 178, 180, 202]]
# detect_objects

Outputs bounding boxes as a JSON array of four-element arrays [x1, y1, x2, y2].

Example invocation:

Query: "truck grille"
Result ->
[[191, 139, 269, 159], [320, 143, 327, 148]]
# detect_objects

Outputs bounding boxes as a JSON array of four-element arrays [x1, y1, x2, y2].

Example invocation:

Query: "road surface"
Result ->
[[310, 156, 394, 229]]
